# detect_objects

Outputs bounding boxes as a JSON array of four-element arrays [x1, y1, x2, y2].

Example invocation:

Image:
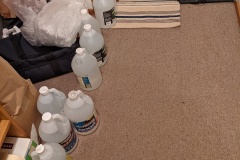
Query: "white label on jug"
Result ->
[[73, 113, 98, 133], [59, 127, 77, 153], [103, 7, 115, 25], [77, 76, 92, 88], [93, 45, 107, 65]]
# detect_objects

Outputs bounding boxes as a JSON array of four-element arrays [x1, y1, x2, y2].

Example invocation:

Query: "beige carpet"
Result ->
[[34, 3, 240, 160]]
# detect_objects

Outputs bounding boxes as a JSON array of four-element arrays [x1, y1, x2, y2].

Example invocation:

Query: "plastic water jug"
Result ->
[[79, 8, 101, 36], [64, 90, 100, 135], [93, 0, 116, 28], [31, 143, 71, 160], [72, 48, 103, 91], [38, 112, 78, 154], [80, 24, 107, 67], [37, 86, 66, 114]]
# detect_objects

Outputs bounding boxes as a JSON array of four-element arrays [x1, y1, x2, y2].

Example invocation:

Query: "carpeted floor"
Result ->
[[34, 3, 240, 160]]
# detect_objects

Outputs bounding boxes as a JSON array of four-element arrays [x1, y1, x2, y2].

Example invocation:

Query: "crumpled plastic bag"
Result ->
[[3, 0, 44, 46], [3, 0, 85, 47], [34, 0, 84, 47]]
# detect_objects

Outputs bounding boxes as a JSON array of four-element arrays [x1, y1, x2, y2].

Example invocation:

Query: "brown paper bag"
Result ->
[[0, 57, 40, 136], [0, 0, 15, 18]]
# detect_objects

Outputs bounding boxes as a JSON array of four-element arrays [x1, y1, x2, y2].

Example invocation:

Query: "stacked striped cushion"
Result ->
[[113, 1, 181, 28]]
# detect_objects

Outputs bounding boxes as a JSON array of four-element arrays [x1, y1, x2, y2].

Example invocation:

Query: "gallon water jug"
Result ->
[[37, 86, 66, 114], [64, 90, 100, 135], [31, 143, 71, 160], [93, 0, 116, 28], [80, 24, 107, 67], [79, 8, 101, 36], [71, 48, 102, 91], [38, 112, 78, 154]]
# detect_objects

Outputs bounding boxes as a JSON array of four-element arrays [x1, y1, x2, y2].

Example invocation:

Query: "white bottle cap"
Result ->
[[39, 86, 49, 95], [84, 24, 92, 32], [76, 48, 86, 56], [81, 8, 88, 15], [36, 144, 45, 154], [42, 112, 52, 122], [68, 91, 79, 101]]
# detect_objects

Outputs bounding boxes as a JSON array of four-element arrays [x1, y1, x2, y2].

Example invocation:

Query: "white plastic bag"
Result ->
[[3, 0, 86, 47], [34, 0, 85, 47], [3, 0, 44, 46]]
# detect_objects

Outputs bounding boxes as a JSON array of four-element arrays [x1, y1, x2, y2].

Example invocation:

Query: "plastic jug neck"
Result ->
[[41, 112, 59, 134], [83, 25, 97, 37], [32, 144, 54, 160], [31, 151, 40, 160], [76, 48, 88, 58], [67, 90, 85, 108], [68, 90, 79, 101], [84, 24, 92, 32], [80, 9, 92, 21], [84, 24, 97, 35], [42, 112, 53, 122], [39, 86, 50, 96], [31, 144, 45, 160]]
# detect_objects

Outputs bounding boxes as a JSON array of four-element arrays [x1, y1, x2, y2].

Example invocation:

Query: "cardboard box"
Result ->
[[0, 57, 41, 137], [1, 137, 73, 160], [0, 152, 24, 160], [1, 137, 37, 160]]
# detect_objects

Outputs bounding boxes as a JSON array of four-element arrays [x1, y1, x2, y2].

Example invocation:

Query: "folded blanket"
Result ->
[[113, 1, 181, 28]]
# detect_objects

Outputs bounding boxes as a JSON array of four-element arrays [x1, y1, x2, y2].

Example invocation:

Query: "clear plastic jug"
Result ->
[[93, 0, 116, 28], [80, 24, 107, 67], [31, 143, 70, 160], [71, 48, 103, 91], [64, 90, 100, 135], [79, 8, 101, 36], [37, 86, 66, 114], [38, 112, 78, 154]]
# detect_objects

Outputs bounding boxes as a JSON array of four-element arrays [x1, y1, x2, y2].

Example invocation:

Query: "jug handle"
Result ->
[[31, 151, 40, 160], [77, 90, 93, 105], [49, 88, 66, 107], [76, 90, 84, 97], [52, 114, 65, 122], [52, 114, 68, 134], [49, 88, 62, 97]]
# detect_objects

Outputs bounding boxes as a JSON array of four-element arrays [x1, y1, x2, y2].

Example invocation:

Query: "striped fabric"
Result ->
[[113, 1, 180, 28], [117, 0, 177, 1]]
